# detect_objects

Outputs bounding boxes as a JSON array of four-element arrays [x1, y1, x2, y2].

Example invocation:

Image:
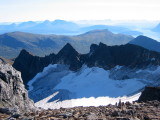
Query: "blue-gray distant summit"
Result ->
[[129, 35, 160, 52]]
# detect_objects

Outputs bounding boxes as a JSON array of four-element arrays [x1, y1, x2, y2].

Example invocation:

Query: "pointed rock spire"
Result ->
[[57, 43, 78, 56]]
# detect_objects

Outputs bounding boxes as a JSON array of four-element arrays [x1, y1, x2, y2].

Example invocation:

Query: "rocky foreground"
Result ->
[[0, 58, 35, 120], [0, 100, 160, 120]]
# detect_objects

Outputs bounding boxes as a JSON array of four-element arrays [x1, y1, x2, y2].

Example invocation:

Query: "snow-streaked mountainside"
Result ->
[[13, 43, 160, 86], [28, 64, 160, 109], [13, 43, 160, 109]]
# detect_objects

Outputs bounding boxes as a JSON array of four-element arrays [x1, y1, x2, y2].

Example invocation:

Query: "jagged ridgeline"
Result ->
[[13, 42, 160, 86]]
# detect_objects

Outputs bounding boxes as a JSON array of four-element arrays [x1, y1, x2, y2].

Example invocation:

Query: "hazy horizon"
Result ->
[[1, 0, 160, 23]]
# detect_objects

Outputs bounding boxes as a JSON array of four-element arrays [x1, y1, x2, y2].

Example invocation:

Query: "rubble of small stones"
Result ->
[[0, 100, 160, 120]]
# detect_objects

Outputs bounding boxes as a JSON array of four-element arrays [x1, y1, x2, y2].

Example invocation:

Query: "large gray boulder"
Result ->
[[0, 58, 35, 114]]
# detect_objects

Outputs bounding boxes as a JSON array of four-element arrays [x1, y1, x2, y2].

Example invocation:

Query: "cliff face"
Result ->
[[12, 49, 56, 85], [0, 58, 35, 113], [138, 87, 160, 102]]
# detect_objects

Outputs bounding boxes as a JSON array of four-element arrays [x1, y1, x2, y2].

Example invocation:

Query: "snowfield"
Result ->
[[28, 64, 160, 109], [35, 92, 141, 109]]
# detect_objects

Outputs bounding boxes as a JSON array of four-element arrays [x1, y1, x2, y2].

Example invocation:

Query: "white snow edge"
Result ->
[[35, 92, 141, 109]]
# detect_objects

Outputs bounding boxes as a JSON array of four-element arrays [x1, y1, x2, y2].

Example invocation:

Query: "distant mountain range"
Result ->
[[81, 25, 142, 36], [0, 20, 79, 35], [129, 35, 160, 53], [0, 20, 142, 36], [0, 30, 133, 58]]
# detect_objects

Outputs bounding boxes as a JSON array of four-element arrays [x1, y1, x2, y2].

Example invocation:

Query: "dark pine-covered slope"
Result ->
[[13, 43, 160, 86]]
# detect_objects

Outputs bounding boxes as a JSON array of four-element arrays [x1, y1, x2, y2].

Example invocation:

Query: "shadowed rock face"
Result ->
[[56, 43, 82, 71], [0, 59, 35, 113], [86, 43, 160, 69], [138, 87, 160, 102], [13, 43, 160, 86], [13, 49, 56, 85]]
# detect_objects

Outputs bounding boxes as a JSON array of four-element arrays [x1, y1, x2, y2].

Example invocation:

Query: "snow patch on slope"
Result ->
[[35, 93, 141, 109], [54, 66, 144, 98], [28, 64, 58, 92], [28, 64, 160, 109]]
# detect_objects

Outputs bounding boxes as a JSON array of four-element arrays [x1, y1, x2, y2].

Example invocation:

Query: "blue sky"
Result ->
[[0, 0, 160, 22]]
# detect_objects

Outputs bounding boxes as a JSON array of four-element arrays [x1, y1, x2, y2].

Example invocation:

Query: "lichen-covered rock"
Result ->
[[0, 58, 35, 114]]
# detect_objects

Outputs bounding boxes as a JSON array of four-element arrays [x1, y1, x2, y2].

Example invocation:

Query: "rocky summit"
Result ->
[[0, 58, 35, 116]]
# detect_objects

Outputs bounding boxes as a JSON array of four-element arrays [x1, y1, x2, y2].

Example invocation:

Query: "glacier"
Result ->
[[28, 64, 160, 109]]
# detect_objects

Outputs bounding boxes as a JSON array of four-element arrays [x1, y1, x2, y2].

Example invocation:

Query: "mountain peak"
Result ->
[[56, 43, 81, 71], [65, 43, 73, 48], [41, 20, 51, 25], [19, 21, 36, 26], [84, 29, 111, 35], [53, 19, 66, 23], [58, 43, 77, 55], [43, 20, 50, 23], [135, 35, 149, 39], [99, 42, 107, 47], [90, 44, 99, 53], [20, 49, 30, 55], [129, 35, 160, 52], [5, 31, 32, 36], [131, 35, 158, 43], [18, 49, 35, 58]]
